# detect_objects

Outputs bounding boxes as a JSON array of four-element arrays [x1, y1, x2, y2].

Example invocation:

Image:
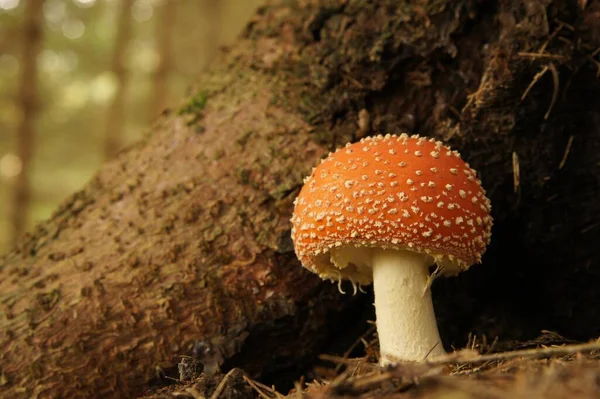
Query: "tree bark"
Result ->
[[104, 0, 134, 160], [11, 0, 44, 245], [1, 1, 600, 398]]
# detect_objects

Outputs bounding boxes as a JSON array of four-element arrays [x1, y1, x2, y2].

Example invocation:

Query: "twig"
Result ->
[[427, 340, 600, 366], [334, 326, 376, 372], [350, 371, 394, 389], [517, 52, 566, 60], [558, 135, 574, 169], [184, 386, 205, 399], [538, 23, 564, 54], [210, 368, 237, 399], [512, 151, 520, 193], [320, 354, 369, 364], [319, 354, 379, 370], [243, 375, 283, 399], [423, 341, 441, 361], [521, 65, 549, 101], [581, 221, 600, 235], [243, 376, 273, 399], [545, 62, 559, 120], [293, 380, 304, 399]]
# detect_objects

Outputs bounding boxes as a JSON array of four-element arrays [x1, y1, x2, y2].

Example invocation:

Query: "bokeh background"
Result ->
[[0, 0, 263, 254]]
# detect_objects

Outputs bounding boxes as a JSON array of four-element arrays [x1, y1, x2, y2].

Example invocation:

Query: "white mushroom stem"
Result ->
[[372, 248, 446, 365]]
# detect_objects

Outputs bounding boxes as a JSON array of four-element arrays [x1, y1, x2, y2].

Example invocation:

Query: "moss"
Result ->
[[179, 90, 209, 115], [237, 168, 251, 185], [179, 90, 210, 127]]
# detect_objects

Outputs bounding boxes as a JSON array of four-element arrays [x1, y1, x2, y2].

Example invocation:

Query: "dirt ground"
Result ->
[[139, 332, 600, 399]]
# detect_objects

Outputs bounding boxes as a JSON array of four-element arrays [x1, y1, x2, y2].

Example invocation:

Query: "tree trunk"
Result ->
[[1, 1, 600, 398], [104, 0, 134, 160], [200, 0, 222, 71], [150, 0, 176, 119], [11, 0, 44, 245]]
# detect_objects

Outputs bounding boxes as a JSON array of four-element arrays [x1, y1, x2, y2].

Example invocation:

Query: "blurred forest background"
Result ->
[[0, 0, 263, 254]]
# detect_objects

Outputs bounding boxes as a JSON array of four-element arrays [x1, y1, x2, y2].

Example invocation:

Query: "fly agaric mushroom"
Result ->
[[290, 134, 492, 364]]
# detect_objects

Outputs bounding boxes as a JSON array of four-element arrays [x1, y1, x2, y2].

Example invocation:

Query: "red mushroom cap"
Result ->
[[291, 134, 492, 284]]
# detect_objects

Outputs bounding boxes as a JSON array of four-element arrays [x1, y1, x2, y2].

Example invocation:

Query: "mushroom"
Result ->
[[290, 134, 492, 364]]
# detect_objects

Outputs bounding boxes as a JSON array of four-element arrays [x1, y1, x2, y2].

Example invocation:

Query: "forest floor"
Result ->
[[140, 332, 600, 399]]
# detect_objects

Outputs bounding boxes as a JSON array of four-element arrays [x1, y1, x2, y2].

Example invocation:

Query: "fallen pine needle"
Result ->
[[427, 340, 600, 366], [210, 368, 237, 399]]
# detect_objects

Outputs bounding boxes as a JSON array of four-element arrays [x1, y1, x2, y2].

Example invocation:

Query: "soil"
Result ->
[[138, 333, 600, 399]]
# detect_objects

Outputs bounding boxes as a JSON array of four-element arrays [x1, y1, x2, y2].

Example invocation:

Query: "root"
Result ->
[[519, 61, 560, 120]]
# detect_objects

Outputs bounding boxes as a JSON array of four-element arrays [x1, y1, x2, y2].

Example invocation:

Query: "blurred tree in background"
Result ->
[[0, 0, 263, 253], [11, 0, 44, 246]]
